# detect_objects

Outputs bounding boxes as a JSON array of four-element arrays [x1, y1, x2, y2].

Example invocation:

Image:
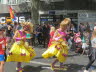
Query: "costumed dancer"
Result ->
[[84, 26, 96, 72], [42, 18, 71, 70], [6, 22, 36, 72], [0, 27, 7, 72], [48, 26, 55, 47]]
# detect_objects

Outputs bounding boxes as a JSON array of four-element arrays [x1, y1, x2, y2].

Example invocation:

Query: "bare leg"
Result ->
[[82, 50, 85, 55], [82, 49, 85, 55], [60, 62, 67, 70], [60, 62, 63, 68], [51, 59, 58, 71], [17, 62, 23, 72], [51, 59, 58, 67], [0, 61, 4, 72]]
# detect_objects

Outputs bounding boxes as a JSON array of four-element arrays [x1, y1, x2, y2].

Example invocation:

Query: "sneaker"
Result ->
[[84, 70, 89, 72]]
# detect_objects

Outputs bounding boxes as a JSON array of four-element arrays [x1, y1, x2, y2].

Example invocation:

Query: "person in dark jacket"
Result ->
[[36, 25, 43, 45], [42, 24, 50, 47]]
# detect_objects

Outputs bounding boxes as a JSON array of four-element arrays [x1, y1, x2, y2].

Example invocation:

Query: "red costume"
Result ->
[[0, 37, 6, 55]]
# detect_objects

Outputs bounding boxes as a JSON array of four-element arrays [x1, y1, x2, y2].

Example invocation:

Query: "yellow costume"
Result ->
[[7, 30, 36, 62], [42, 30, 69, 62]]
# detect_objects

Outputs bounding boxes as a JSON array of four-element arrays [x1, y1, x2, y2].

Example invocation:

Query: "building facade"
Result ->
[[0, 0, 96, 25], [0, 0, 30, 5], [0, 0, 31, 24]]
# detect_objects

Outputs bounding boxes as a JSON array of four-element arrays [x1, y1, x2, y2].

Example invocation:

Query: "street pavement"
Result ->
[[5, 45, 96, 72]]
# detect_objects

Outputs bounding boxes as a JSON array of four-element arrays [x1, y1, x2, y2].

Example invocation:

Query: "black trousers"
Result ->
[[43, 35, 50, 48], [4, 47, 7, 61], [37, 36, 42, 44], [86, 55, 95, 70]]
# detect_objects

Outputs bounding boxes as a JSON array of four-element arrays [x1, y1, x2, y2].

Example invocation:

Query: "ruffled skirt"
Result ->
[[7, 41, 36, 62], [42, 41, 69, 62]]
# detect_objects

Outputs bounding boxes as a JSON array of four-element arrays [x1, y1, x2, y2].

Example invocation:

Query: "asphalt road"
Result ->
[[5, 45, 96, 72]]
